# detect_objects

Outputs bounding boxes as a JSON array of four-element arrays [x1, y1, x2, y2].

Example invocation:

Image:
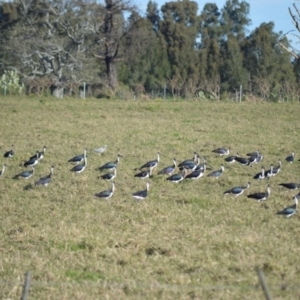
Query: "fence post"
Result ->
[[21, 271, 31, 300], [240, 85, 242, 102], [257, 269, 272, 300]]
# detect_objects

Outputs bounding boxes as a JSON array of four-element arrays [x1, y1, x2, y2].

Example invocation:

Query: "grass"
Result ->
[[1, 96, 300, 299]]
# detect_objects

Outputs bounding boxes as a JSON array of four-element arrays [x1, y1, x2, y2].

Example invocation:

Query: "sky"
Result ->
[[133, 0, 299, 47]]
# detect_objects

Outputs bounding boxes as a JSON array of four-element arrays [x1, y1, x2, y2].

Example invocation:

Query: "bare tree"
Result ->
[[199, 77, 221, 100], [167, 75, 185, 99], [278, 3, 300, 60], [253, 76, 271, 101], [0, 0, 105, 97], [183, 75, 201, 99]]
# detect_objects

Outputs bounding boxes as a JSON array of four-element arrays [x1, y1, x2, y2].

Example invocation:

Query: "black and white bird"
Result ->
[[158, 158, 177, 176], [0, 164, 6, 178], [207, 165, 224, 179], [272, 160, 281, 176], [265, 164, 274, 179], [224, 153, 238, 163], [94, 145, 107, 154], [132, 182, 150, 201], [279, 180, 300, 190], [134, 165, 155, 179], [247, 150, 263, 163], [276, 195, 299, 218], [94, 181, 115, 200], [179, 155, 200, 172], [178, 152, 198, 168], [253, 166, 265, 180], [247, 155, 258, 166], [247, 151, 262, 166], [185, 165, 206, 180], [246, 150, 260, 157], [166, 168, 188, 183], [212, 147, 230, 156], [195, 158, 207, 173], [99, 154, 122, 171], [285, 152, 295, 163], [256, 153, 264, 163], [24, 151, 39, 167], [4, 144, 14, 158], [30, 146, 46, 161], [185, 159, 206, 179], [224, 182, 251, 197], [247, 184, 271, 202], [100, 168, 117, 181], [14, 166, 35, 179], [35, 166, 54, 186], [70, 150, 87, 173], [68, 149, 87, 164], [139, 152, 160, 170], [235, 155, 249, 166]]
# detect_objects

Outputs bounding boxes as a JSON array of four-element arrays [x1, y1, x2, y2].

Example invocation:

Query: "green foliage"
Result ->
[[160, 0, 200, 82], [0, 70, 24, 95], [243, 22, 296, 98], [220, 34, 249, 91], [119, 14, 170, 90], [220, 0, 251, 40], [0, 0, 298, 99], [147, 0, 160, 32], [198, 3, 222, 88]]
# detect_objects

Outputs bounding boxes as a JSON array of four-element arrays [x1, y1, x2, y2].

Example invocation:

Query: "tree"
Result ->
[[0, 0, 138, 97], [159, 0, 200, 96], [278, 4, 300, 86], [118, 10, 170, 92], [197, 3, 222, 98], [220, 34, 248, 92], [278, 3, 300, 62], [219, 0, 251, 92], [0, 0, 104, 97], [243, 22, 296, 99], [93, 0, 137, 92], [146, 0, 160, 33], [220, 0, 251, 41]]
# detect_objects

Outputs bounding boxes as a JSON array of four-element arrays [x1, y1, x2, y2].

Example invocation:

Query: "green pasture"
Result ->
[[0, 96, 300, 299]]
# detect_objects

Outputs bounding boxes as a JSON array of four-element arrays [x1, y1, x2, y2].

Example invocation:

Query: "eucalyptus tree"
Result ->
[[220, 0, 251, 41], [219, 0, 251, 92], [159, 0, 200, 96], [118, 7, 170, 92], [243, 22, 296, 99], [198, 3, 222, 98], [145, 0, 171, 90], [219, 34, 249, 92], [146, 0, 160, 33], [119, 1, 170, 92]]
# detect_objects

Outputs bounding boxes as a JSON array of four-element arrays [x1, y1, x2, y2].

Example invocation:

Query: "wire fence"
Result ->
[[2, 269, 300, 300]]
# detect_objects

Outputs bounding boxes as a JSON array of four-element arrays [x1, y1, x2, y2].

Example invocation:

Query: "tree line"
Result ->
[[0, 0, 298, 100]]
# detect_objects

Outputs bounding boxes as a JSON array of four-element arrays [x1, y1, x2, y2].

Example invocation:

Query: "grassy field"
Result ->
[[0, 96, 300, 299]]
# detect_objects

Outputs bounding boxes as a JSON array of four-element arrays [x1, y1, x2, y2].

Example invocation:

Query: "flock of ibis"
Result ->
[[1, 144, 299, 217]]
